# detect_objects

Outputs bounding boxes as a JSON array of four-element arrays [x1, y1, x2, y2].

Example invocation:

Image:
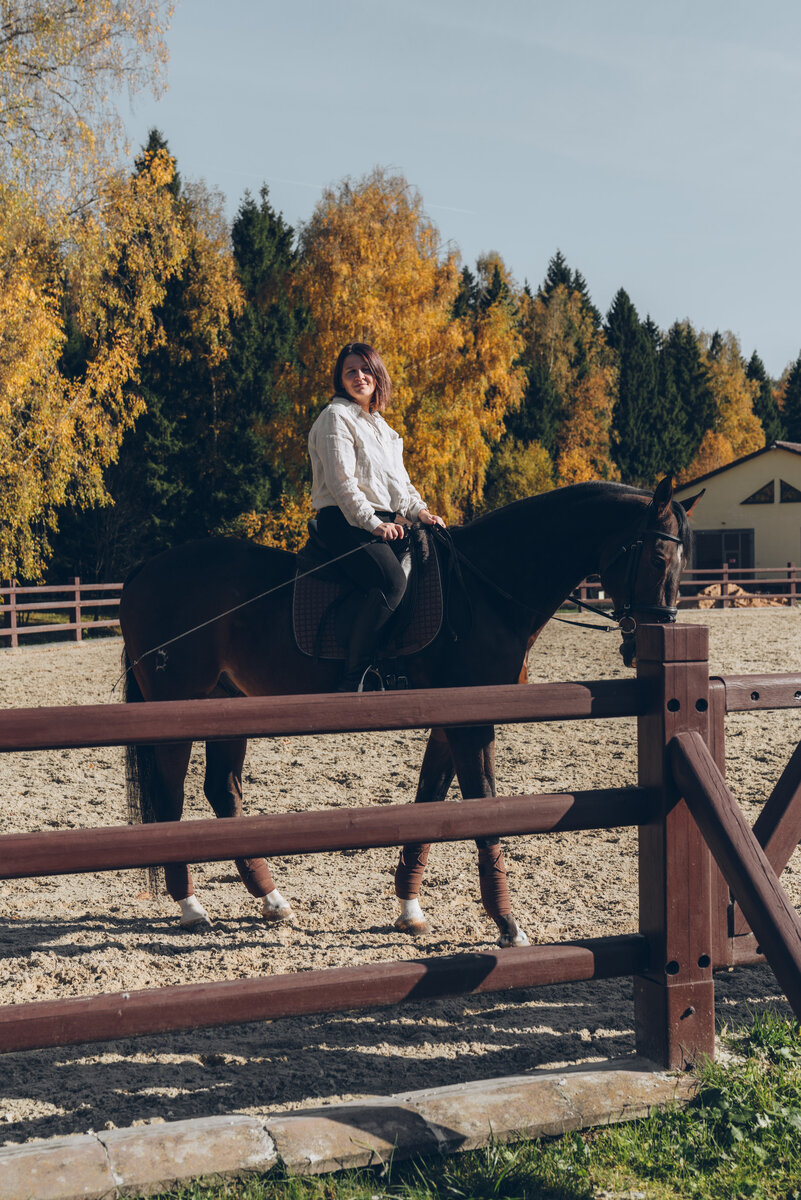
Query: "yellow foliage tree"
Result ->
[[272, 169, 524, 521], [0, 150, 190, 577], [0, 0, 172, 208], [481, 437, 554, 511], [519, 283, 619, 485], [681, 330, 764, 480]]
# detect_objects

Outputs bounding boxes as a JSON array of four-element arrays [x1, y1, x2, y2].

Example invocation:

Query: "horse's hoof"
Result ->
[[395, 915, 428, 935], [262, 904, 295, 923], [180, 915, 213, 931], [496, 917, 530, 948]]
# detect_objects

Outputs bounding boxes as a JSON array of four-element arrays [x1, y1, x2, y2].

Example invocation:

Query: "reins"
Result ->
[[433, 526, 618, 633], [433, 516, 683, 636]]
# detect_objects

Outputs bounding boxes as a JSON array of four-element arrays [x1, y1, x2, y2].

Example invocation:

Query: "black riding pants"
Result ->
[[316, 506, 408, 611]]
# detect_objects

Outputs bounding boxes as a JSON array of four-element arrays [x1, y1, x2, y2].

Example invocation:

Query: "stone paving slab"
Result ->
[[0, 1059, 697, 1199], [0, 1132, 114, 1200], [100, 1114, 277, 1196], [267, 1100, 440, 1175]]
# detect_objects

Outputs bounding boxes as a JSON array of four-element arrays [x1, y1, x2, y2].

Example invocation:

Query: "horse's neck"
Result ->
[[453, 489, 645, 630]]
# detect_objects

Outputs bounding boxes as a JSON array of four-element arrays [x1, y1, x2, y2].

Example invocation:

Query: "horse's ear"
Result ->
[[652, 475, 674, 517], [678, 488, 705, 516]]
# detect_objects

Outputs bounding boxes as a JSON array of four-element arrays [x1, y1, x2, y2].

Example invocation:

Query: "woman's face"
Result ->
[[340, 354, 376, 409]]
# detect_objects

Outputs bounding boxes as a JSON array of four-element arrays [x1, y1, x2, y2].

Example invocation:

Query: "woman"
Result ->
[[308, 342, 445, 691]]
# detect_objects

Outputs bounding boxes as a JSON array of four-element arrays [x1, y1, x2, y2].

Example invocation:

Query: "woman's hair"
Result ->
[[332, 342, 392, 413]]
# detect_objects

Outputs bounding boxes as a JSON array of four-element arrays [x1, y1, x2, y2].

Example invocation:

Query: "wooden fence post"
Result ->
[[707, 680, 733, 969], [8, 582, 18, 649], [73, 576, 82, 643], [721, 562, 730, 608], [634, 624, 716, 1068], [788, 563, 796, 606]]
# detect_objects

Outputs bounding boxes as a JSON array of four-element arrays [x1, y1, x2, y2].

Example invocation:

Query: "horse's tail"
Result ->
[[123, 648, 163, 895]]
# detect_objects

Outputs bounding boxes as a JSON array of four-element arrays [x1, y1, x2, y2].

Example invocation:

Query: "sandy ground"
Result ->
[[0, 611, 799, 1144]]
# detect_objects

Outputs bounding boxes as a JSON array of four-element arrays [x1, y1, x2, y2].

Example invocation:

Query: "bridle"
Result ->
[[598, 518, 683, 634], [433, 510, 685, 638]]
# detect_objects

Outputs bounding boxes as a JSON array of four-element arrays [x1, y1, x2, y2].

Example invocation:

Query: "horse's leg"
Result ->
[[445, 724, 529, 949], [203, 738, 294, 922], [149, 742, 212, 930], [394, 726, 455, 934]]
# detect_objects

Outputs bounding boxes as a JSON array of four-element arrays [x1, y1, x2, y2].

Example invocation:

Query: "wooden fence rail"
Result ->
[[0, 578, 120, 646], [0, 624, 799, 1069], [2, 563, 800, 647]]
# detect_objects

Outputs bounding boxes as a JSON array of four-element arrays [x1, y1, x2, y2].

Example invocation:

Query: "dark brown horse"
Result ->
[[120, 476, 701, 945]]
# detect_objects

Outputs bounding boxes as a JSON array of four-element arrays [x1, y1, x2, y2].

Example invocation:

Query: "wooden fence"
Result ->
[[0, 623, 800, 1069], [0, 579, 121, 646], [574, 562, 801, 609], [2, 565, 800, 647]]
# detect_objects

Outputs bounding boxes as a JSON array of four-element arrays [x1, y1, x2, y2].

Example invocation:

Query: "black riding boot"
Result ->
[[337, 588, 396, 692]]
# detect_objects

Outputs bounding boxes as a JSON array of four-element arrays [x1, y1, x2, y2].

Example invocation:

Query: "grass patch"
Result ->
[[128, 1012, 801, 1200]]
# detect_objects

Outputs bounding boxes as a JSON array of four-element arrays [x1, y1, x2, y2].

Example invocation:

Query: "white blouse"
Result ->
[[309, 396, 426, 532]]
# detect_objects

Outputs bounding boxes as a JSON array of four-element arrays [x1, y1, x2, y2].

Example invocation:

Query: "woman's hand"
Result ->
[[418, 508, 446, 528], [374, 521, 406, 541]]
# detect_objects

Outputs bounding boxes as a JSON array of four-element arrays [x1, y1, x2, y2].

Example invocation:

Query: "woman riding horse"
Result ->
[[120, 468, 702, 946], [308, 342, 445, 691]]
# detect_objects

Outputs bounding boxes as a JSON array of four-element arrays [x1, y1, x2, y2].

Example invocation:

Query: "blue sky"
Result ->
[[128, 0, 801, 377]]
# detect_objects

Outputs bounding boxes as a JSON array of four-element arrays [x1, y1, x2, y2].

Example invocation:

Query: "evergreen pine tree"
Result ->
[[226, 186, 305, 510], [657, 322, 717, 475], [746, 351, 784, 444], [538, 251, 601, 328], [538, 249, 573, 298], [605, 288, 663, 485], [782, 353, 801, 443], [453, 265, 478, 319]]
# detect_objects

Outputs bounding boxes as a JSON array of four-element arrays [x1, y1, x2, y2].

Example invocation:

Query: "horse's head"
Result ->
[[599, 476, 704, 668]]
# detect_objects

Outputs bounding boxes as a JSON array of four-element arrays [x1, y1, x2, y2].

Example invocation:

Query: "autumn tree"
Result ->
[[271, 169, 524, 523], [746, 351, 784, 444], [503, 283, 564, 459], [0, 147, 189, 578], [681, 330, 764, 479], [50, 134, 245, 578], [0, 0, 172, 208]]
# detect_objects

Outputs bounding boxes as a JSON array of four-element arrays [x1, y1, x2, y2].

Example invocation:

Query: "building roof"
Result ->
[[674, 442, 801, 491]]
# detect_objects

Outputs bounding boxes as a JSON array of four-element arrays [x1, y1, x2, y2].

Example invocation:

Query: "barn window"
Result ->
[[780, 479, 801, 503], [741, 480, 775, 504], [693, 529, 754, 576]]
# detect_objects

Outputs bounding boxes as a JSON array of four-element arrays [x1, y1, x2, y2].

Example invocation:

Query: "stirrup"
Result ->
[[336, 663, 385, 693], [357, 665, 385, 693]]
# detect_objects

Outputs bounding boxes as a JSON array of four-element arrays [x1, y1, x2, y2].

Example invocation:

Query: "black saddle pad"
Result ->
[[292, 526, 443, 661]]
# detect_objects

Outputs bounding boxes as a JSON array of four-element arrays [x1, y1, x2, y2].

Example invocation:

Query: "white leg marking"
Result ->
[[179, 895, 212, 929], [496, 916, 530, 948], [261, 888, 294, 922], [395, 897, 428, 934]]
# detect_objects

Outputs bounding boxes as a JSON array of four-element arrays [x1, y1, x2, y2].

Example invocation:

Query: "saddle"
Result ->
[[292, 520, 443, 661]]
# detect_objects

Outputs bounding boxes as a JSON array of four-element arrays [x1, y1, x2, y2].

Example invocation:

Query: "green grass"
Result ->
[[129, 1012, 801, 1200]]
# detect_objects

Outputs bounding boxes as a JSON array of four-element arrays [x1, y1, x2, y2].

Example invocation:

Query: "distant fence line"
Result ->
[[1, 563, 800, 647], [0, 579, 121, 647]]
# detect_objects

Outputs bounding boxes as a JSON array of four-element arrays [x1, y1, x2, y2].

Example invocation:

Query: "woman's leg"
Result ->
[[316, 507, 407, 689]]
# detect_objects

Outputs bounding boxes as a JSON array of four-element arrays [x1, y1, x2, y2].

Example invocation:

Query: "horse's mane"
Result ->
[[462, 480, 693, 549], [462, 481, 645, 529]]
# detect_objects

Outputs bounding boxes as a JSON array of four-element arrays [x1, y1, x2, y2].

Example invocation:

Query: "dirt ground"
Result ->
[[0, 610, 799, 1145]]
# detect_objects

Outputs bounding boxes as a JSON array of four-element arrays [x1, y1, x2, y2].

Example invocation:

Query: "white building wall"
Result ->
[[674, 448, 801, 568]]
